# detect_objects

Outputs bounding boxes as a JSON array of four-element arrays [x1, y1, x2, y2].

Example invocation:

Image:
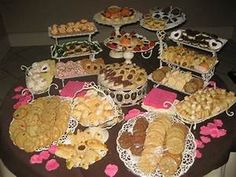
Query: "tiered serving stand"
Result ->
[[49, 21, 102, 61], [155, 29, 228, 92], [94, 6, 157, 63], [48, 20, 103, 87]]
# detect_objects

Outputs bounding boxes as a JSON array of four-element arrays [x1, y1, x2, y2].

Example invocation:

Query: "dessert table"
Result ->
[[0, 44, 236, 177]]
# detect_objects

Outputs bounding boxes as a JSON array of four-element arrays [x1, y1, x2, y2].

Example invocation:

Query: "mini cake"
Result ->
[[98, 63, 148, 106]]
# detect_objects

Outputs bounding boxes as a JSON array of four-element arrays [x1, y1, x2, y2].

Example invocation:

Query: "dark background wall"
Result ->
[[0, 0, 235, 46]]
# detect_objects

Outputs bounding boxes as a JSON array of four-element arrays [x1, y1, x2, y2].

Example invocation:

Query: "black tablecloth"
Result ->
[[1, 44, 236, 177]]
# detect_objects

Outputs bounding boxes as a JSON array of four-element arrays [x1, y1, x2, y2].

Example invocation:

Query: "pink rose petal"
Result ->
[[39, 151, 50, 160], [200, 126, 211, 136], [207, 122, 218, 129], [195, 139, 205, 148], [30, 154, 43, 164], [195, 149, 202, 159], [124, 109, 142, 121], [48, 145, 57, 154], [19, 95, 32, 102], [13, 102, 23, 109], [105, 164, 118, 177], [12, 94, 22, 100], [14, 86, 24, 92], [45, 159, 60, 171], [218, 129, 227, 137], [213, 119, 223, 127], [200, 136, 211, 144], [209, 128, 221, 138]]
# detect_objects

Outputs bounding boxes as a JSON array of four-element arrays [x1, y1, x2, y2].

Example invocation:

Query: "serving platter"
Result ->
[[140, 6, 186, 31], [116, 112, 196, 177], [169, 29, 228, 53], [50, 40, 102, 60]]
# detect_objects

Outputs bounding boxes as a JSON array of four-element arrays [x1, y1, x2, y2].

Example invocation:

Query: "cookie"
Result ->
[[118, 132, 133, 149]]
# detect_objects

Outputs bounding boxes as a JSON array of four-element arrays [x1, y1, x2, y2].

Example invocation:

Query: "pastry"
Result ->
[[152, 66, 171, 82], [9, 96, 70, 152], [176, 88, 236, 121], [101, 6, 136, 22], [105, 32, 156, 52], [51, 41, 102, 58], [26, 60, 56, 94], [152, 66, 204, 94], [72, 89, 118, 127], [170, 29, 224, 51], [56, 128, 108, 170], [49, 19, 96, 36], [98, 62, 147, 90], [183, 78, 204, 94], [161, 45, 217, 73]]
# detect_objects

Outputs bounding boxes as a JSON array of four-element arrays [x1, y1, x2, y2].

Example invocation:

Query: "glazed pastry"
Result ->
[[176, 88, 236, 121]]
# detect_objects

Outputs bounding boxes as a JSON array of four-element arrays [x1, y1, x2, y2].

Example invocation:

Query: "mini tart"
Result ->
[[98, 62, 147, 90]]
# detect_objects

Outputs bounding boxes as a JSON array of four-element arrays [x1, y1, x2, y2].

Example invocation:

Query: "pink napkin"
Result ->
[[143, 88, 177, 109], [60, 81, 87, 97]]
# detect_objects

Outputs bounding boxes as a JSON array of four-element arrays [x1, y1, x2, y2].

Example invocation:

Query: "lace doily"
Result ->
[[116, 112, 196, 177]]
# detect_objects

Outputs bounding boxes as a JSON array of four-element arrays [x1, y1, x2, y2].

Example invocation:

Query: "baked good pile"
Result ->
[[49, 19, 96, 36], [9, 96, 70, 152], [176, 88, 236, 122], [98, 63, 147, 90], [26, 60, 56, 94], [56, 58, 104, 79], [152, 66, 204, 94], [161, 46, 217, 73]]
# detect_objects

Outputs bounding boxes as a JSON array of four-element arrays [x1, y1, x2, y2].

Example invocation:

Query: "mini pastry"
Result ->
[[118, 132, 133, 149]]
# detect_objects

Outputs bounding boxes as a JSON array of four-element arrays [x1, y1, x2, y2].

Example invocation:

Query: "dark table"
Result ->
[[0, 44, 236, 177]]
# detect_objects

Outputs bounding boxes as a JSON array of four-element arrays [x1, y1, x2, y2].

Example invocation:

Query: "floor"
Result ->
[[0, 43, 236, 177]]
